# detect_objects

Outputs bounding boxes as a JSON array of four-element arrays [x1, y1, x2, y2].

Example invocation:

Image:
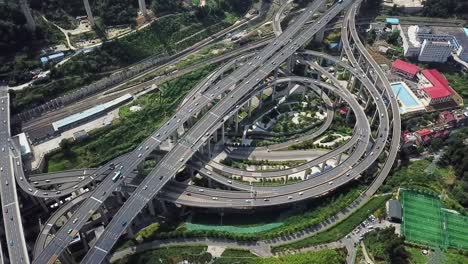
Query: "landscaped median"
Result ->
[[271, 194, 390, 253]]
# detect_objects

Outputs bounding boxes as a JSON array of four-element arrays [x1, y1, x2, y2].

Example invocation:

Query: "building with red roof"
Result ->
[[391, 59, 419, 79], [418, 69, 463, 106]]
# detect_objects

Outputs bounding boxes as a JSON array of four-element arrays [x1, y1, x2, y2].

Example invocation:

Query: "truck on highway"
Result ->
[[111, 171, 123, 182]]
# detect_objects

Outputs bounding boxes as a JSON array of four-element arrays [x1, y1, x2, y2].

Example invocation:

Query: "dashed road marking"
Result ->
[[91, 197, 102, 203], [95, 246, 108, 253]]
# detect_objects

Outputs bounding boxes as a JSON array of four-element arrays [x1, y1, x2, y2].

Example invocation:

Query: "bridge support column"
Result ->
[[117, 191, 125, 204], [208, 178, 213, 188], [364, 96, 372, 110], [370, 111, 378, 127], [158, 200, 168, 213], [314, 27, 325, 43], [19, 0, 36, 30], [207, 140, 212, 158], [320, 162, 327, 172], [258, 92, 263, 108], [147, 199, 156, 216], [138, 0, 148, 18], [126, 225, 135, 239], [99, 206, 109, 225], [38, 198, 50, 213], [81, 232, 90, 251], [221, 124, 225, 144], [337, 153, 343, 164], [83, 0, 95, 26], [59, 249, 77, 264], [346, 107, 352, 123]]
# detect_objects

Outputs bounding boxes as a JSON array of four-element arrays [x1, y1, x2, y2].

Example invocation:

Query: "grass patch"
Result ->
[[380, 159, 463, 212], [272, 195, 390, 252], [406, 246, 430, 264], [136, 223, 160, 241], [213, 248, 346, 264], [114, 245, 211, 264]]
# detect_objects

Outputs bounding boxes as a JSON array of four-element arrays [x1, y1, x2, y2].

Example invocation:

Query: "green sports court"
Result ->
[[401, 191, 468, 250]]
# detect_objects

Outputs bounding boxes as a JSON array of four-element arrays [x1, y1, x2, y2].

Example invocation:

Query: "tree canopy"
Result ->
[[423, 0, 468, 19]]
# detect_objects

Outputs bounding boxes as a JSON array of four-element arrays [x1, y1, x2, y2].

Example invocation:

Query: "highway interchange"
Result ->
[[0, 0, 402, 263]]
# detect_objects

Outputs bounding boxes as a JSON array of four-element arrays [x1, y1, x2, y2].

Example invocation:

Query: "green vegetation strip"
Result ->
[[116, 246, 346, 264], [272, 195, 390, 252], [186, 222, 283, 234], [213, 248, 346, 264], [115, 245, 211, 264]]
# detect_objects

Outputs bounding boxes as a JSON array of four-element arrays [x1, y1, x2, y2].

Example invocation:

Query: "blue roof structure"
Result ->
[[329, 42, 339, 49], [52, 93, 133, 131], [386, 18, 399, 25], [40, 57, 48, 64], [48, 52, 64, 60], [464, 28, 468, 37]]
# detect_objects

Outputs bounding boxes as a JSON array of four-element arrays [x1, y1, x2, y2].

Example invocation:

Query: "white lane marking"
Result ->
[[151, 136, 161, 143], [209, 112, 219, 118], [95, 246, 108, 253], [91, 197, 103, 203], [4, 202, 16, 207]]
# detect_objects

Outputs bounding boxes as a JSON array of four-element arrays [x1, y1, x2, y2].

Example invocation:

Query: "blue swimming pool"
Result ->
[[391, 82, 420, 108]]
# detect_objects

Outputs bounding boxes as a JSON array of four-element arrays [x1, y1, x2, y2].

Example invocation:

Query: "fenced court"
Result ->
[[401, 191, 468, 250], [444, 211, 468, 250]]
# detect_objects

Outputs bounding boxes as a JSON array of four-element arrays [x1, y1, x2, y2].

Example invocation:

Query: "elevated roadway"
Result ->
[[0, 87, 29, 264], [33, 1, 332, 262], [80, 1, 373, 262], [30, 0, 402, 262]]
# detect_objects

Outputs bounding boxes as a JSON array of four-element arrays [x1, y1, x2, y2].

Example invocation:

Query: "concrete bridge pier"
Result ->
[[83, 0, 95, 26], [37, 197, 50, 213], [126, 225, 135, 239], [320, 162, 327, 172], [258, 92, 263, 108], [370, 110, 378, 127], [138, 0, 148, 18], [147, 199, 157, 216], [59, 249, 77, 264], [19, 0, 36, 30], [337, 153, 343, 164], [221, 124, 225, 144], [158, 200, 168, 214]]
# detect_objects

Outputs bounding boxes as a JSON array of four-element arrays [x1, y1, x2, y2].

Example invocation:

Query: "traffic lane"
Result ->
[[85, 1, 354, 259]]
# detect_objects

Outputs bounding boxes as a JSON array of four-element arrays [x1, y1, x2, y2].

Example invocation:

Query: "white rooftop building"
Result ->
[[399, 25, 468, 63]]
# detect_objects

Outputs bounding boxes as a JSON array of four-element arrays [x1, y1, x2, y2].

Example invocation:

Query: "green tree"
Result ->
[[386, 31, 400, 46], [367, 29, 377, 45]]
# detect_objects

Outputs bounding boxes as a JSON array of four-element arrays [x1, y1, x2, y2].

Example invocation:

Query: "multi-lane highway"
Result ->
[[0, 87, 29, 264], [33, 1, 338, 262], [80, 1, 370, 263], [0, 0, 403, 263]]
